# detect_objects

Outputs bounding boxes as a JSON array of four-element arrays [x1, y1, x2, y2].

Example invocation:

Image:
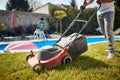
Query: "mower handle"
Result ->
[[54, 0, 101, 46], [75, 19, 87, 23]]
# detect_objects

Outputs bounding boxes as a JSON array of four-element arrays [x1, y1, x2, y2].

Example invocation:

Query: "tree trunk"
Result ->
[[60, 19, 62, 34]]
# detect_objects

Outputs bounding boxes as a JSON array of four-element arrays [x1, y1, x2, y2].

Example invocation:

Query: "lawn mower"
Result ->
[[26, 32, 88, 71], [26, 1, 100, 72]]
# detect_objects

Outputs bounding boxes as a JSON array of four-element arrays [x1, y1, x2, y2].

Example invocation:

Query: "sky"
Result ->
[[41, 0, 71, 5], [0, 0, 7, 10], [0, 0, 98, 10]]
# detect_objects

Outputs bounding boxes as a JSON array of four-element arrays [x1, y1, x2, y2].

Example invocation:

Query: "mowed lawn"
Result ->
[[0, 41, 120, 80]]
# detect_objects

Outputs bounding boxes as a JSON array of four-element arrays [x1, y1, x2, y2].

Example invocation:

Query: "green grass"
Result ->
[[0, 41, 120, 80]]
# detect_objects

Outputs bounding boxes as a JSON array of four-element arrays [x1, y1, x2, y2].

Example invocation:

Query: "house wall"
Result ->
[[33, 5, 49, 15], [0, 10, 49, 29]]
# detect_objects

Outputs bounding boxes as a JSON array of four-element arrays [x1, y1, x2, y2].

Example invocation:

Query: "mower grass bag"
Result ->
[[26, 33, 88, 72], [56, 33, 88, 58]]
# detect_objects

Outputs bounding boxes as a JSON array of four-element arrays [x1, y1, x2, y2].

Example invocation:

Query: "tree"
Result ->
[[49, 5, 79, 35], [115, 0, 120, 8], [6, 0, 32, 12], [70, 0, 76, 8], [54, 10, 67, 33], [114, 0, 120, 30]]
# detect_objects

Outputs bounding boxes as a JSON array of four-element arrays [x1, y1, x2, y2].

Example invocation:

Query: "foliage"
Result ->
[[54, 10, 67, 19], [54, 10, 67, 33], [62, 6, 80, 35], [0, 41, 120, 80], [114, 0, 120, 30], [48, 4, 99, 35], [80, 8, 99, 35], [48, 5, 60, 33], [48, 4, 78, 34], [6, 0, 33, 12], [115, 0, 120, 9], [70, 0, 76, 8], [114, 7, 120, 30], [0, 22, 7, 30], [61, 7, 99, 35]]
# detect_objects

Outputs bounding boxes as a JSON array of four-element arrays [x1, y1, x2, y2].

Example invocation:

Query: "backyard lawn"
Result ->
[[0, 41, 120, 80]]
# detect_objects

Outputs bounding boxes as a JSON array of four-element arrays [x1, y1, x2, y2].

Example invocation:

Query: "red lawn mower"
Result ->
[[26, 0, 100, 71], [26, 33, 88, 71]]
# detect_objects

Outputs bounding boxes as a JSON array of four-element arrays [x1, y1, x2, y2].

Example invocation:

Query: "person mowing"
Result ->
[[80, 0, 115, 59]]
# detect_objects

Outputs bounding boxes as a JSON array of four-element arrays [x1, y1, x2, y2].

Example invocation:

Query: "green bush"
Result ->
[[0, 22, 7, 31]]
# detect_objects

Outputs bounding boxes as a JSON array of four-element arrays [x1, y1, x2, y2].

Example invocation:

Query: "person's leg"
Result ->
[[38, 34, 39, 37], [41, 31, 46, 40], [97, 11, 115, 59], [103, 11, 115, 59], [97, 14, 105, 35]]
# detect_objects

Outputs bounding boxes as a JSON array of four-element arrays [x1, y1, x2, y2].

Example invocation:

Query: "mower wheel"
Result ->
[[33, 64, 42, 72], [26, 54, 34, 61], [62, 55, 72, 64]]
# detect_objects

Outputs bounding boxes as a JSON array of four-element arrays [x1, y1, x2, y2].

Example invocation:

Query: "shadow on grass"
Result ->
[[115, 50, 120, 53], [37, 56, 110, 74], [60, 56, 109, 70]]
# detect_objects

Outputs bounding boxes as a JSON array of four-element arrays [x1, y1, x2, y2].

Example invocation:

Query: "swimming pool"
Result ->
[[0, 36, 120, 52], [86, 37, 120, 44]]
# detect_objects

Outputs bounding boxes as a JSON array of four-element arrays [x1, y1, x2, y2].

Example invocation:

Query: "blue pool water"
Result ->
[[33, 40, 57, 48], [86, 37, 107, 43], [0, 44, 8, 50], [0, 37, 120, 50], [86, 37, 120, 43]]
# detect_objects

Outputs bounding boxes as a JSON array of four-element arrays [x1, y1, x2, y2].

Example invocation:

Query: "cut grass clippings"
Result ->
[[0, 40, 120, 80]]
